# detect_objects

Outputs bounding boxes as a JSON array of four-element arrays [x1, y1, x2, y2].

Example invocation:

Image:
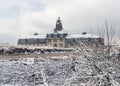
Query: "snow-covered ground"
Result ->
[[0, 55, 119, 86]]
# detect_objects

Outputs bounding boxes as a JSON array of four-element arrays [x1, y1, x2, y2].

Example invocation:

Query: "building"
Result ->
[[18, 34, 46, 46], [18, 17, 104, 48]]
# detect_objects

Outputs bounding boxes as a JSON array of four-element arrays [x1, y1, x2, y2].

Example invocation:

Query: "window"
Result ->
[[60, 39, 63, 42], [88, 38, 91, 41], [59, 34, 63, 38], [53, 34, 57, 38], [57, 34, 59, 37], [59, 44, 63, 47], [48, 39, 51, 42], [25, 39, 27, 43], [37, 39, 39, 43], [54, 44, 57, 47], [54, 39, 57, 42], [49, 39, 51, 42]]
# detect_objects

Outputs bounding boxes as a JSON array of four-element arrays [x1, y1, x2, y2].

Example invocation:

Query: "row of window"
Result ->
[[19, 44, 46, 46], [53, 39, 63, 42], [54, 43, 63, 47], [47, 34, 64, 38], [18, 39, 46, 44], [47, 39, 63, 42]]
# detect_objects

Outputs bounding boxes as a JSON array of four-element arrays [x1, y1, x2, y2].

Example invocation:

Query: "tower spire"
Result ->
[[54, 17, 63, 33]]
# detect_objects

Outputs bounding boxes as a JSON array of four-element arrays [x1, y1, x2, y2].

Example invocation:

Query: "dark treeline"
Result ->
[[0, 47, 73, 55]]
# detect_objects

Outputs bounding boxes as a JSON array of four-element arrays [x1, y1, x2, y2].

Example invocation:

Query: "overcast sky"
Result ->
[[0, 0, 120, 43]]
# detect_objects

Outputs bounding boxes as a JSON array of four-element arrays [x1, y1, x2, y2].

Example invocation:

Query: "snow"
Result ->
[[0, 55, 119, 86], [52, 29, 67, 34], [22, 32, 99, 39], [66, 33, 100, 38], [56, 29, 67, 34], [20, 34, 46, 39], [0, 42, 120, 86], [20, 58, 35, 65]]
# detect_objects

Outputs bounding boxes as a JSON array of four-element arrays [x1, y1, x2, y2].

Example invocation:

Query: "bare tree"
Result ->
[[97, 20, 117, 59]]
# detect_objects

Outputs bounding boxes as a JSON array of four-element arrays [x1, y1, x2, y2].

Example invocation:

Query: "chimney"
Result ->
[[82, 32, 87, 35], [34, 33, 38, 35]]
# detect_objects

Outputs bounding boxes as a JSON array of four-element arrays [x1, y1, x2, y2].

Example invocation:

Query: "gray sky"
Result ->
[[0, 0, 120, 43]]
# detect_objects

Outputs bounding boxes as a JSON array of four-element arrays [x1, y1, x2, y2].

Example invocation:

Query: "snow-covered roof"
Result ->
[[66, 33, 100, 39], [52, 29, 67, 34], [20, 34, 46, 39], [57, 29, 67, 34], [19, 33, 100, 39]]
